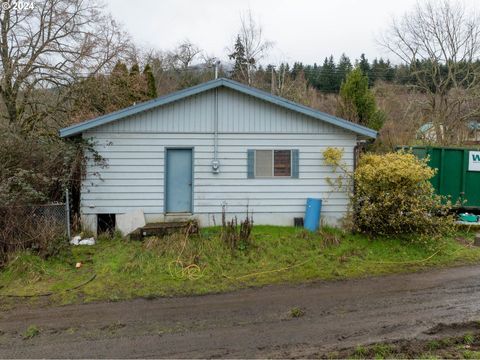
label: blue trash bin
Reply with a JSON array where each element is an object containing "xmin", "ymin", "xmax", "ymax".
[{"xmin": 304, "ymin": 198, "xmax": 322, "ymax": 232}]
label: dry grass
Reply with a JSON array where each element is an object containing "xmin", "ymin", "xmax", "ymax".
[{"xmin": 0, "ymin": 206, "xmax": 68, "ymax": 267}]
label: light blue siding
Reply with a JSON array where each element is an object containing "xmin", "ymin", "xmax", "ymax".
[
  {"xmin": 94, "ymin": 91, "xmax": 215, "ymax": 134},
  {"xmin": 88, "ymin": 88, "xmax": 344, "ymax": 135},
  {"xmin": 80, "ymin": 85, "xmax": 360, "ymax": 229},
  {"xmin": 60, "ymin": 78, "xmax": 377, "ymax": 138},
  {"xmin": 217, "ymin": 88, "xmax": 338, "ymax": 134},
  {"xmin": 82, "ymin": 133, "xmax": 357, "ymax": 227}
]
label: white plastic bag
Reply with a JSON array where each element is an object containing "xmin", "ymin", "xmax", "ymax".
[
  {"xmin": 78, "ymin": 237, "xmax": 96, "ymax": 246},
  {"xmin": 70, "ymin": 235, "xmax": 81, "ymax": 245}
]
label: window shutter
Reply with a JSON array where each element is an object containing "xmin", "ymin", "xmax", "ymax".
[
  {"xmin": 247, "ymin": 149, "xmax": 255, "ymax": 178},
  {"xmin": 292, "ymin": 149, "xmax": 299, "ymax": 178}
]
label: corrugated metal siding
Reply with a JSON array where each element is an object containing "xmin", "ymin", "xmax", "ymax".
[
  {"xmin": 217, "ymin": 88, "xmax": 341, "ymax": 134},
  {"xmin": 89, "ymin": 88, "xmax": 342, "ymax": 134},
  {"xmin": 95, "ymin": 90, "xmax": 215, "ymax": 133}
]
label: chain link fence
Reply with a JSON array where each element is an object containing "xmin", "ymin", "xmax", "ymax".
[
  {"xmin": 0, "ymin": 191, "xmax": 71, "ymax": 267},
  {"xmin": 22, "ymin": 203, "xmax": 68, "ymax": 228}
]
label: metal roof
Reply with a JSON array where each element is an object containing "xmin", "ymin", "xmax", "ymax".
[{"xmin": 59, "ymin": 78, "xmax": 378, "ymax": 138}]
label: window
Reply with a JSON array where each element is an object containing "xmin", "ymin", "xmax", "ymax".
[
  {"xmin": 254, "ymin": 150, "xmax": 292, "ymax": 177},
  {"xmin": 255, "ymin": 150, "xmax": 273, "ymax": 177},
  {"xmin": 274, "ymin": 150, "xmax": 291, "ymax": 176}
]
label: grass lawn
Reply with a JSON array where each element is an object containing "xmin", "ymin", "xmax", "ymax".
[{"xmin": 1, "ymin": 225, "xmax": 480, "ymax": 306}]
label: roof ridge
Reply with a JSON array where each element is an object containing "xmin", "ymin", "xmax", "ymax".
[{"xmin": 59, "ymin": 78, "xmax": 377, "ymax": 139}]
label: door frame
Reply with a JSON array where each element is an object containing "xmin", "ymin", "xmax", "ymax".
[{"xmin": 164, "ymin": 147, "xmax": 194, "ymax": 214}]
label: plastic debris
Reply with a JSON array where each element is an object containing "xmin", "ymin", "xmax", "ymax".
[
  {"xmin": 75, "ymin": 262, "xmax": 82, "ymax": 268},
  {"xmin": 70, "ymin": 235, "xmax": 95, "ymax": 246},
  {"xmin": 78, "ymin": 237, "xmax": 95, "ymax": 246},
  {"xmin": 458, "ymin": 213, "xmax": 479, "ymax": 223},
  {"xmin": 70, "ymin": 235, "xmax": 81, "ymax": 245}
]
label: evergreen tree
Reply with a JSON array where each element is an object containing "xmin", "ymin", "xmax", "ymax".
[
  {"xmin": 303, "ymin": 63, "xmax": 318, "ymax": 88},
  {"xmin": 143, "ymin": 64, "xmax": 157, "ymax": 98},
  {"xmin": 128, "ymin": 63, "xmax": 143, "ymax": 102},
  {"xmin": 112, "ymin": 61, "xmax": 129, "ymax": 76},
  {"xmin": 318, "ymin": 56, "xmax": 337, "ymax": 92},
  {"xmin": 357, "ymin": 54, "xmax": 373, "ymax": 87},
  {"xmin": 110, "ymin": 61, "xmax": 130, "ymax": 104},
  {"xmin": 336, "ymin": 54, "xmax": 352, "ymax": 88},
  {"xmin": 338, "ymin": 67, "xmax": 385, "ymax": 130},
  {"xmin": 228, "ymin": 35, "xmax": 248, "ymax": 83},
  {"xmin": 395, "ymin": 63, "xmax": 414, "ymax": 85},
  {"xmin": 371, "ymin": 58, "xmax": 395, "ymax": 83},
  {"xmin": 291, "ymin": 62, "xmax": 304, "ymax": 79},
  {"xmin": 358, "ymin": 54, "xmax": 370, "ymax": 74},
  {"xmin": 129, "ymin": 63, "xmax": 140, "ymax": 76}
]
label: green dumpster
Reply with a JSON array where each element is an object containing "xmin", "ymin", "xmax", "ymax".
[{"xmin": 401, "ymin": 147, "xmax": 480, "ymax": 209}]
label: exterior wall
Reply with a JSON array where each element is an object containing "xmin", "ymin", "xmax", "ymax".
[
  {"xmin": 95, "ymin": 88, "xmax": 347, "ymax": 135},
  {"xmin": 81, "ymin": 88, "xmax": 358, "ymax": 231}
]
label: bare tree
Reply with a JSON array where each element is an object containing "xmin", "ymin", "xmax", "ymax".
[
  {"xmin": 0, "ymin": 0, "xmax": 132, "ymax": 132},
  {"xmin": 167, "ymin": 40, "xmax": 202, "ymax": 70},
  {"xmin": 229, "ymin": 10, "xmax": 273, "ymax": 85},
  {"xmin": 271, "ymin": 64, "xmax": 310, "ymax": 104},
  {"xmin": 380, "ymin": 0, "xmax": 480, "ymax": 144}
]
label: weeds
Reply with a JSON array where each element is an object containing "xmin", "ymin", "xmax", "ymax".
[
  {"xmin": 295, "ymin": 229, "xmax": 314, "ymax": 240},
  {"xmin": 319, "ymin": 227, "xmax": 342, "ymax": 248},
  {"xmin": 439, "ymin": 337, "xmax": 453, "ymax": 347},
  {"xmin": 0, "ymin": 206, "xmax": 68, "ymax": 268},
  {"xmin": 23, "ymin": 325, "xmax": 40, "ymax": 340},
  {"xmin": 289, "ymin": 307, "xmax": 305, "ymax": 318},
  {"xmin": 220, "ymin": 205, "xmax": 254, "ymax": 251},
  {"xmin": 463, "ymin": 350, "xmax": 480, "ymax": 359},
  {"xmin": 427, "ymin": 340, "xmax": 441, "ymax": 351},
  {"xmin": 464, "ymin": 332, "xmax": 475, "ymax": 345},
  {"xmin": 372, "ymin": 343, "xmax": 393, "ymax": 358},
  {"xmin": 353, "ymin": 345, "xmax": 368, "ymax": 358},
  {"xmin": 144, "ymin": 221, "xmax": 204, "ymax": 281}
]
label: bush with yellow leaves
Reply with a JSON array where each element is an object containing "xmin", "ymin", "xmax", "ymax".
[{"xmin": 353, "ymin": 152, "xmax": 455, "ymax": 237}]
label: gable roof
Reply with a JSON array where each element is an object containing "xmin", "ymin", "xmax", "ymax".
[{"xmin": 59, "ymin": 78, "xmax": 377, "ymax": 138}]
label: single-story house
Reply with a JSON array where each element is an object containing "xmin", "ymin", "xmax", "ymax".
[{"xmin": 59, "ymin": 78, "xmax": 377, "ymax": 233}]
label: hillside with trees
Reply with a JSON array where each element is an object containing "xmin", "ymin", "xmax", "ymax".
[{"xmin": 1, "ymin": 0, "xmax": 480, "ymax": 207}]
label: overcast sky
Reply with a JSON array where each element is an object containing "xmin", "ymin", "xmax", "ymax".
[{"xmin": 105, "ymin": 0, "xmax": 477, "ymax": 65}]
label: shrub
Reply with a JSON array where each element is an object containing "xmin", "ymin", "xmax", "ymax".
[{"xmin": 353, "ymin": 152, "xmax": 454, "ymax": 237}]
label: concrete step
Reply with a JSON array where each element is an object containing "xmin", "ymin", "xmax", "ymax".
[{"xmin": 131, "ymin": 220, "xmax": 199, "ymax": 239}]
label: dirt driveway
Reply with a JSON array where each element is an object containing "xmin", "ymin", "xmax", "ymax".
[{"xmin": 1, "ymin": 265, "xmax": 480, "ymax": 358}]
